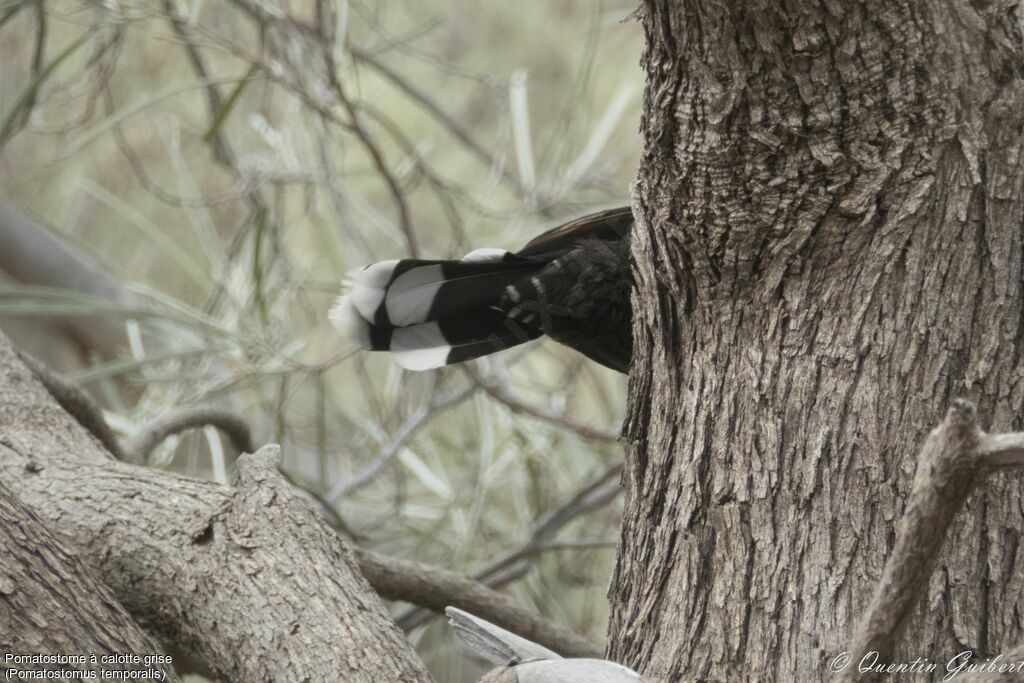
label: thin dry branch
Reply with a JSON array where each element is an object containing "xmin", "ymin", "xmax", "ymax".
[
  {"xmin": 227, "ymin": 0, "xmax": 520, "ymax": 195},
  {"xmin": 326, "ymin": 384, "xmax": 476, "ymax": 501},
  {"xmin": 14, "ymin": 344, "xmax": 254, "ymax": 466},
  {"xmin": 475, "ymin": 460, "xmax": 624, "ymax": 585},
  {"xmin": 222, "ymin": 0, "xmax": 513, "ymax": 226},
  {"xmin": 121, "ymin": 404, "xmax": 255, "ymax": 465},
  {"xmin": 465, "ymin": 366, "xmax": 620, "ymax": 443},
  {"xmin": 356, "ymin": 547, "xmax": 603, "ymax": 659},
  {"xmin": 162, "ymin": 0, "xmax": 233, "ymax": 168},
  {"xmin": 181, "ymin": 5, "xmax": 424, "ymax": 255},
  {"xmin": 845, "ymin": 399, "xmax": 1024, "ymax": 680},
  {"xmin": 349, "ymin": 46, "xmax": 523, "ymax": 194},
  {"xmin": 319, "ymin": 24, "xmax": 418, "ymax": 257},
  {"xmin": 397, "ymin": 460, "xmax": 623, "ymax": 631}
]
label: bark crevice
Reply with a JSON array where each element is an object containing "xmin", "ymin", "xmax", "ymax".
[{"xmin": 612, "ymin": 1, "xmax": 1024, "ymax": 680}]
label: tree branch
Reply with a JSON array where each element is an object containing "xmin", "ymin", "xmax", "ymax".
[
  {"xmin": 15, "ymin": 347, "xmax": 126, "ymax": 460},
  {"xmin": 0, "ymin": 478, "xmax": 179, "ymax": 681},
  {"xmin": 356, "ymin": 547, "xmax": 604, "ymax": 659},
  {"xmin": 975, "ymin": 432, "xmax": 1024, "ymax": 468},
  {"xmin": 325, "ymin": 384, "xmax": 476, "ymax": 501},
  {"xmin": 464, "ymin": 366, "xmax": 620, "ymax": 444},
  {"xmin": 5, "ymin": 330, "xmax": 608, "ymax": 679},
  {"xmin": 16, "ymin": 347, "xmax": 254, "ymax": 466},
  {"xmin": 845, "ymin": 400, "xmax": 1024, "ymax": 680},
  {"xmin": 0, "ymin": 199, "xmax": 127, "ymax": 357},
  {"xmin": 447, "ymin": 608, "xmax": 647, "ymax": 683},
  {"xmin": 0, "ymin": 333, "xmax": 432, "ymax": 682},
  {"xmin": 121, "ymin": 404, "xmax": 255, "ymax": 464},
  {"xmin": 397, "ymin": 460, "xmax": 623, "ymax": 631},
  {"xmin": 348, "ymin": 46, "xmax": 524, "ymax": 195}
]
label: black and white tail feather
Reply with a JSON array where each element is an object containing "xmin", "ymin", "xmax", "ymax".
[{"xmin": 330, "ymin": 207, "xmax": 634, "ymax": 373}]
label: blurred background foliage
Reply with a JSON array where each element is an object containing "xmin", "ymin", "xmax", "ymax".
[{"xmin": 0, "ymin": 0, "xmax": 641, "ymax": 679}]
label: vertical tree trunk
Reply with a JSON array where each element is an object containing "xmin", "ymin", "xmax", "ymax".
[{"xmin": 610, "ymin": 1, "xmax": 1024, "ymax": 680}]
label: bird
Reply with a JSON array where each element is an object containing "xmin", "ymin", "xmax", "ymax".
[{"xmin": 330, "ymin": 206, "xmax": 633, "ymax": 373}]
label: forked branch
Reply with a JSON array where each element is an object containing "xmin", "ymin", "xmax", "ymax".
[{"xmin": 845, "ymin": 400, "xmax": 1024, "ymax": 681}]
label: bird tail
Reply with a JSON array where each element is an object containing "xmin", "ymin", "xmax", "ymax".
[{"xmin": 330, "ymin": 248, "xmax": 544, "ymax": 370}]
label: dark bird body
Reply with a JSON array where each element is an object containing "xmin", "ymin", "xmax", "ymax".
[{"xmin": 331, "ymin": 206, "xmax": 633, "ymax": 372}]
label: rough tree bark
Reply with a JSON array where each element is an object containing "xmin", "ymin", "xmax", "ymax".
[
  {"xmin": 0, "ymin": 479, "xmax": 179, "ymax": 681},
  {"xmin": 0, "ymin": 333, "xmax": 432, "ymax": 682},
  {"xmin": 611, "ymin": 1, "xmax": 1024, "ymax": 681}
]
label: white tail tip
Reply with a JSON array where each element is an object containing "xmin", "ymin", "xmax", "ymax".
[{"xmin": 329, "ymin": 295, "xmax": 371, "ymax": 349}]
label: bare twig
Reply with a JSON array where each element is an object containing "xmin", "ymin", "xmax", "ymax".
[
  {"xmin": 397, "ymin": 460, "xmax": 623, "ymax": 630},
  {"xmin": 349, "ymin": 46, "xmax": 523, "ymax": 194},
  {"xmin": 325, "ymin": 384, "xmax": 476, "ymax": 502},
  {"xmin": 317, "ymin": 15, "xmax": 418, "ymax": 257},
  {"xmin": 532, "ymin": 539, "xmax": 618, "ymax": 553},
  {"xmin": 224, "ymin": 0, "xmax": 513, "ymax": 228},
  {"xmin": 465, "ymin": 366, "xmax": 620, "ymax": 443},
  {"xmin": 29, "ymin": 1, "xmax": 47, "ymax": 83},
  {"xmin": 195, "ymin": 3, "xmax": 426, "ymax": 256},
  {"xmin": 122, "ymin": 404, "xmax": 255, "ymax": 465},
  {"xmin": 476, "ymin": 461, "xmax": 624, "ymax": 584},
  {"xmin": 356, "ymin": 547, "xmax": 603, "ymax": 659},
  {"xmin": 162, "ymin": 0, "xmax": 234, "ymax": 168}
]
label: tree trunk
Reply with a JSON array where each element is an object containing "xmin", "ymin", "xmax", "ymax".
[{"xmin": 610, "ymin": 1, "xmax": 1024, "ymax": 680}]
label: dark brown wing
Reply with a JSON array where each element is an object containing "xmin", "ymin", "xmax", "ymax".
[{"xmin": 515, "ymin": 206, "xmax": 632, "ymax": 259}]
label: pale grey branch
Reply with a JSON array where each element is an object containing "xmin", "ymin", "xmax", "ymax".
[
  {"xmin": 845, "ymin": 400, "xmax": 1024, "ymax": 680},
  {"xmin": 447, "ymin": 607, "xmax": 646, "ymax": 683},
  {"xmin": 976, "ymin": 432, "xmax": 1024, "ymax": 468},
  {"xmin": 0, "ymin": 199, "xmax": 127, "ymax": 357}
]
